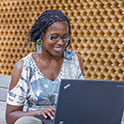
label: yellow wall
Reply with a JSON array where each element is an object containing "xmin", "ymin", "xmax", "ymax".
[{"xmin": 0, "ymin": 0, "xmax": 124, "ymax": 80}]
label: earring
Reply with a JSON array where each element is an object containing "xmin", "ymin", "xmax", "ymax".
[{"xmin": 36, "ymin": 37, "xmax": 43, "ymax": 54}]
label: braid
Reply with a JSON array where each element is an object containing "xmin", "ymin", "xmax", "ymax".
[{"xmin": 28, "ymin": 9, "xmax": 71, "ymax": 43}]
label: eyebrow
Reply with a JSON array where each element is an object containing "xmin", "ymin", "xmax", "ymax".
[{"xmin": 50, "ymin": 33, "xmax": 69, "ymax": 36}]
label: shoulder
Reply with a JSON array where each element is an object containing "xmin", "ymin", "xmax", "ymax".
[
  {"xmin": 22, "ymin": 53, "xmax": 33, "ymax": 62},
  {"xmin": 19, "ymin": 53, "xmax": 35, "ymax": 69},
  {"xmin": 64, "ymin": 50, "xmax": 84, "ymax": 75},
  {"xmin": 9, "ymin": 60, "xmax": 23, "ymax": 90},
  {"xmin": 75, "ymin": 51, "xmax": 83, "ymax": 63},
  {"xmin": 75, "ymin": 51, "xmax": 84, "ymax": 74},
  {"xmin": 9, "ymin": 53, "xmax": 34, "ymax": 90},
  {"xmin": 14, "ymin": 60, "xmax": 23, "ymax": 72}
]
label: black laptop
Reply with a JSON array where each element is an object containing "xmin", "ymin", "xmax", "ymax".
[
  {"xmin": 35, "ymin": 79, "xmax": 124, "ymax": 124},
  {"xmin": 54, "ymin": 79, "xmax": 124, "ymax": 124}
]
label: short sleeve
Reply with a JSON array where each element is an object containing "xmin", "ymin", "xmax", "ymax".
[
  {"xmin": 7, "ymin": 77, "xmax": 28, "ymax": 106},
  {"xmin": 6, "ymin": 76, "xmax": 29, "ymax": 106}
]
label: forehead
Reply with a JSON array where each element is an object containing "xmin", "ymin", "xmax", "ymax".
[{"xmin": 47, "ymin": 21, "xmax": 69, "ymax": 33}]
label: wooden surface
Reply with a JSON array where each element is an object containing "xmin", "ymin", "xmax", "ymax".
[{"xmin": 0, "ymin": 75, "xmax": 11, "ymax": 123}]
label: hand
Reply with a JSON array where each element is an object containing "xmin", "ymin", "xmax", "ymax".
[{"xmin": 38, "ymin": 106, "xmax": 55, "ymax": 120}]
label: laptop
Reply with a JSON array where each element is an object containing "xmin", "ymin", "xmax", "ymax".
[
  {"xmin": 35, "ymin": 79, "xmax": 124, "ymax": 124},
  {"xmin": 53, "ymin": 79, "xmax": 124, "ymax": 124}
]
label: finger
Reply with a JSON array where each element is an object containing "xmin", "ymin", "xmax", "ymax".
[
  {"xmin": 46, "ymin": 107, "xmax": 55, "ymax": 116},
  {"xmin": 43, "ymin": 108, "xmax": 54, "ymax": 120},
  {"xmin": 47, "ymin": 107, "xmax": 54, "ymax": 112},
  {"xmin": 49, "ymin": 106, "xmax": 56, "ymax": 111},
  {"xmin": 40, "ymin": 110, "xmax": 48, "ymax": 119},
  {"xmin": 41, "ymin": 112, "xmax": 48, "ymax": 119},
  {"xmin": 51, "ymin": 110, "xmax": 55, "ymax": 117},
  {"xmin": 46, "ymin": 111, "xmax": 54, "ymax": 120}
]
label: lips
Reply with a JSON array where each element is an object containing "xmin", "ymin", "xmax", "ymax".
[{"xmin": 53, "ymin": 47, "xmax": 63, "ymax": 52}]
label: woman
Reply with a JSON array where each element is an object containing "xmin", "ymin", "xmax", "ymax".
[{"xmin": 6, "ymin": 9, "xmax": 85, "ymax": 124}]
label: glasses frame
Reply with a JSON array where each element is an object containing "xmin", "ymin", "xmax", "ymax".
[{"xmin": 46, "ymin": 33, "xmax": 71, "ymax": 42}]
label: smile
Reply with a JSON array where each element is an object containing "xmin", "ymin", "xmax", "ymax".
[{"xmin": 53, "ymin": 47, "xmax": 63, "ymax": 52}]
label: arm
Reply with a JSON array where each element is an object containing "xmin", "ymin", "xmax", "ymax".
[
  {"xmin": 6, "ymin": 104, "xmax": 55, "ymax": 124},
  {"xmin": 6, "ymin": 60, "xmax": 39, "ymax": 124},
  {"xmin": 75, "ymin": 51, "xmax": 84, "ymax": 75},
  {"xmin": 6, "ymin": 60, "xmax": 55, "ymax": 124}
]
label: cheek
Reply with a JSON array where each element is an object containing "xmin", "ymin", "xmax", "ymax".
[
  {"xmin": 42, "ymin": 36, "xmax": 47, "ymax": 42},
  {"xmin": 42, "ymin": 40, "xmax": 53, "ymax": 50},
  {"xmin": 42, "ymin": 37, "xmax": 50, "ymax": 46},
  {"xmin": 42, "ymin": 35, "xmax": 55, "ymax": 51}
]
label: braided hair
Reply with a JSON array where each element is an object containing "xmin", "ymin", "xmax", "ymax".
[{"xmin": 28, "ymin": 9, "xmax": 71, "ymax": 46}]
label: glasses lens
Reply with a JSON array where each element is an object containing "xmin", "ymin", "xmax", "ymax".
[
  {"xmin": 47, "ymin": 33, "xmax": 70, "ymax": 42},
  {"xmin": 51, "ymin": 36, "xmax": 60, "ymax": 42},
  {"xmin": 63, "ymin": 36, "xmax": 70, "ymax": 42}
]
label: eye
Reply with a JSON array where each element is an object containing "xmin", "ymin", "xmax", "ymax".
[
  {"xmin": 63, "ymin": 36, "xmax": 70, "ymax": 40},
  {"xmin": 51, "ymin": 36, "xmax": 59, "ymax": 40}
]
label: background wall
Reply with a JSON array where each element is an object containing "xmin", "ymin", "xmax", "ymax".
[{"xmin": 0, "ymin": 0, "xmax": 124, "ymax": 81}]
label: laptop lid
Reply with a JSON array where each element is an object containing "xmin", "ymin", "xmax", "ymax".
[{"xmin": 54, "ymin": 79, "xmax": 124, "ymax": 124}]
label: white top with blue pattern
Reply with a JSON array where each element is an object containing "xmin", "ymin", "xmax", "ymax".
[{"xmin": 7, "ymin": 50, "xmax": 85, "ymax": 111}]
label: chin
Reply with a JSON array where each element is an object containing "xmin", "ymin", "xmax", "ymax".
[{"xmin": 52, "ymin": 51, "xmax": 64, "ymax": 57}]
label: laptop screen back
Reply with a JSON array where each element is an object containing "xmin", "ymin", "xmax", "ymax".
[{"xmin": 54, "ymin": 79, "xmax": 124, "ymax": 124}]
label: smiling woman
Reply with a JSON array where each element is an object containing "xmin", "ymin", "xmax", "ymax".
[{"xmin": 6, "ymin": 9, "xmax": 85, "ymax": 124}]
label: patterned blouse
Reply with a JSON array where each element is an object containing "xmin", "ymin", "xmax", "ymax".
[{"xmin": 7, "ymin": 50, "xmax": 85, "ymax": 111}]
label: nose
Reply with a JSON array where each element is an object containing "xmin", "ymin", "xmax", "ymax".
[{"xmin": 57, "ymin": 38, "xmax": 64, "ymax": 45}]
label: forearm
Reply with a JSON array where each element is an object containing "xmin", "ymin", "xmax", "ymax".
[{"xmin": 6, "ymin": 110, "xmax": 40, "ymax": 124}]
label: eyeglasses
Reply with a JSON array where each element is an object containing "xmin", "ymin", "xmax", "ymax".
[{"xmin": 46, "ymin": 33, "xmax": 71, "ymax": 42}]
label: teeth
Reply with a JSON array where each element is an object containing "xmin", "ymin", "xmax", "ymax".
[
  {"xmin": 55, "ymin": 47, "xmax": 62, "ymax": 50},
  {"xmin": 54, "ymin": 47, "xmax": 63, "ymax": 52}
]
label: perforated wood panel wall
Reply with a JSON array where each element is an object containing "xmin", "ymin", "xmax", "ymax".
[{"xmin": 0, "ymin": 0, "xmax": 124, "ymax": 80}]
